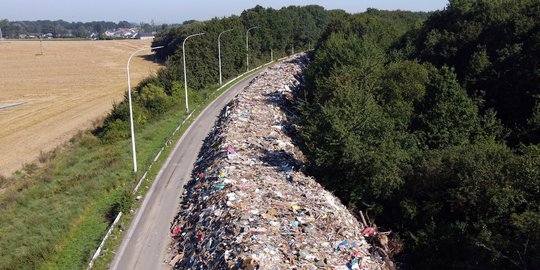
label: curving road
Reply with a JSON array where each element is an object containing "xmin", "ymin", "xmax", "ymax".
[{"xmin": 110, "ymin": 69, "xmax": 266, "ymax": 270}]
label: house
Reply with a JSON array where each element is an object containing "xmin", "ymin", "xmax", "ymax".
[
  {"xmin": 139, "ymin": 32, "xmax": 155, "ymax": 40},
  {"xmin": 104, "ymin": 28, "xmax": 139, "ymax": 39}
]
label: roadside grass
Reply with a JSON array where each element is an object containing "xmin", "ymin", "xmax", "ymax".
[{"xmin": 0, "ymin": 63, "xmax": 273, "ymax": 270}]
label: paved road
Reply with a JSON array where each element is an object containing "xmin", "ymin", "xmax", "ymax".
[{"xmin": 110, "ymin": 69, "xmax": 265, "ymax": 270}]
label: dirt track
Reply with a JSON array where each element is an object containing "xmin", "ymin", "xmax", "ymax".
[{"xmin": 0, "ymin": 39, "xmax": 162, "ymax": 175}]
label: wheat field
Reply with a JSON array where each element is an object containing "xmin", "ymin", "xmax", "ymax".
[{"xmin": 0, "ymin": 39, "xmax": 162, "ymax": 175}]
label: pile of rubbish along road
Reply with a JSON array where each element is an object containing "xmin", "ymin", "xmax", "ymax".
[{"xmin": 168, "ymin": 53, "xmax": 395, "ymax": 270}]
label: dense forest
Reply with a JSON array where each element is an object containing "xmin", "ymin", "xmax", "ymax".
[
  {"xmin": 299, "ymin": 1, "xmax": 539, "ymax": 269},
  {"xmin": 0, "ymin": 19, "xmax": 163, "ymax": 38},
  {"xmin": 150, "ymin": 5, "xmax": 331, "ymax": 90}
]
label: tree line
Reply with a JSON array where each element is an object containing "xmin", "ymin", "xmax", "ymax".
[
  {"xmin": 96, "ymin": 5, "xmax": 333, "ymax": 142},
  {"xmin": 299, "ymin": 1, "xmax": 539, "ymax": 269},
  {"xmin": 0, "ymin": 19, "xmax": 166, "ymax": 38},
  {"xmin": 150, "ymin": 5, "xmax": 331, "ymax": 90}
]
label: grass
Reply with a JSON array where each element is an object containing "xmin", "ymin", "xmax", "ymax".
[{"xmin": 0, "ymin": 62, "xmax": 274, "ymax": 270}]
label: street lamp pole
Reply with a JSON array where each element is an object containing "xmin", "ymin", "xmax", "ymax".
[
  {"xmin": 246, "ymin": 26, "xmax": 258, "ymax": 72},
  {"xmin": 183, "ymin": 32, "xmax": 205, "ymax": 113},
  {"xmin": 126, "ymin": 45, "xmax": 164, "ymax": 173},
  {"xmin": 218, "ymin": 29, "xmax": 233, "ymax": 85}
]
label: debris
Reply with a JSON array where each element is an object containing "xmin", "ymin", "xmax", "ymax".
[
  {"xmin": 172, "ymin": 226, "xmax": 182, "ymax": 237},
  {"xmin": 168, "ymin": 54, "xmax": 393, "ymax": 270},
  {"xmin": 168, "ymin": 253, "xmax": 183, "ymax": 266},
  {"xmin": 362, "ymin": 227, "xmax": 376, "ymax": 237}
]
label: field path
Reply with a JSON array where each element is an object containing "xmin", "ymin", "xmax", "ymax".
[{"xmin": 0, "ymin": 40, "xmax": 161, "ymax": 175}]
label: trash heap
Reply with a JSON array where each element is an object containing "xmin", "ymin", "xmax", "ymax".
[{"xmin": 169, "ymin": 54, "xmax": 394, "ymax": 270}]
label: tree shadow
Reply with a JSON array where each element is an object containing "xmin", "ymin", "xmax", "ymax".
[
  {"xmin": 138, "ymin": 53, "xmax": 164, "ymax": 64},
  {"xmin": 259, "ymin": 148, "xmax": 303, "ymax": 173}
]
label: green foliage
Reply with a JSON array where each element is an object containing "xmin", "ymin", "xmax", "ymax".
[
  {"xmin": 378, "ymin": 60, "xmax": 428, "ymax": 128},
  {"xmin": 299, "ymin": 5, "xmax": 539, "ymax": 270},
  {"xmin": 153, "ymin": 5, "xmax": 331, "ymax": 90},
  {"xmin": 305, "ymin": 33, "xmax": 384, "ymax": 104},
  {"xmin": 524, "ymin": 99, "xmax": 540, "ymax": 141},
  {"xmin": 301, "ymin": 80, "xmax": 410, "ymax": 207},
  {"xmin": 390, "ymin": 143, "xmax": 539, "ymax": 269},
  {"xmin": 413, "ymin": 66, "xmax": 483, "ymax": 148},
  {"xmin": 139, "ymin": 83, "xmax": 172, "ymax": 116},
  {"xmin": 107, "ymin": 190, "xmax": 133, "ymax": 222},
  {"xmin": 300, "ymin": 11, "xmax": 425, "ymax": 211},
  {"xmin": 411, "ymin": 0, "xmax": 540, "ymax": 144},
  {"xmin": 99, "ymin": 118, "xmax": 130, "ymax": 141}
]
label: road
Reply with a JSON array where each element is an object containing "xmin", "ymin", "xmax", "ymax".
[{"xmin": 110, "ymin": 69, "xmax": 265, "ymax": 270}]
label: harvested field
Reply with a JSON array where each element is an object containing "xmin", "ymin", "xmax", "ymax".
[{"xmin": 0, "ymin": 39, "xmax": 161, "ymax": 175}]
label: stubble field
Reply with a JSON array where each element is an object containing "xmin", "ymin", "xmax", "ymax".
[{"xmin": 0, "ymin": 39, "xmax": 161, "ymax": 175}]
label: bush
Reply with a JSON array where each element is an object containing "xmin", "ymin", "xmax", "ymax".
[
  {"xmin": 139, "ymin": 83, "xmax": 172, "ymax": 116},
  {"xmin": 99, "ymin": 119, "xmax": 130, "ymax": 142},
  {"xmin": 412, "ymin": 66, "xmax": 483, "ymax": 149},
  {"xmin": 388, "ymin": 142, "xmax": 539, "ymax": 269},
  {"xmin": 106, "ymin": 190, "xmax": 133, "ymax": 223}
]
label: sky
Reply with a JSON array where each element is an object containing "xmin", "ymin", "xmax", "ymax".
[{"xmin": 0, "ymin": 0, "xmax": 449, "ymax": 23}]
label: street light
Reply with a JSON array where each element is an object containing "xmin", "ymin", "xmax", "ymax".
[
  {"xmin": 126, "ymin": 45, "xmax": 164, "ymax": 173},
  {"xmin": 183, "ymin": 32, "xmax": 205, "ymax": 113},
  {"xmin": 246, "ymin": 26, "xmax": 258, "ymax": 72},
  {"xmin": 218, "ymin": 29, "xmax": 233, "ymax": 85}
]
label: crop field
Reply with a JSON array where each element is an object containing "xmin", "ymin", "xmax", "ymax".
[{"xmin": 0, "ymin": 39, "xmax": 161, "ymax": 175}]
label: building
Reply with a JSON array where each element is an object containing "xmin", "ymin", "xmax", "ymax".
[{"xmin": 139, "ymin": 32, "xmax": 155, "ymax": 40}]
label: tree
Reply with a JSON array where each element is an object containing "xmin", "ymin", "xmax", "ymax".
[
  {"xmin": 413, "ymin": 66, "xmax": 482, "ymax": 149},
  {"xmin": 377, "ymin": 61, "xmax": 429, "ymax": 129},
  {"xmin": 411, "ymin": 0, "xmax": 540, "ymax": 144}
]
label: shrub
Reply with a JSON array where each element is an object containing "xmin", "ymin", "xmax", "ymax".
[{"xmin": 139, "ymin": 83, "xmax": 172, "ymax": 116}]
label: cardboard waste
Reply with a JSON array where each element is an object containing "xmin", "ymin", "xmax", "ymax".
[{"xmin": 169, "ymin": 53, "xmax": 394, "ymax": 270}]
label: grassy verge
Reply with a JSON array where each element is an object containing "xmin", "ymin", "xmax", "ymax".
[{"xmin": 0, "ymin": 62, "xmax": 273, "ymax": 270}]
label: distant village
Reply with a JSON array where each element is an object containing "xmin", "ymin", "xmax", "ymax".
[
  {"xmin": 15, "ymin": 28, "xmax": 155, "ymax": 40},
  {"xmin": 102, "ymin": 28, "xmax": 155, "ymax": 39}
]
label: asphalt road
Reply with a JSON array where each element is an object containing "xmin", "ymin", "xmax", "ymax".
[{"xmin": 110, "ymin": 69, "xmax": 265, "ymax": 270}]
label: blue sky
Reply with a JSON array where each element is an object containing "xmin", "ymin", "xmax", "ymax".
[{"xmin": 1, "ymin": 0, "xmax": 448, "ymax": 23}]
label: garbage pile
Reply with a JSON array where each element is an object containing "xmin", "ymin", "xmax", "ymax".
[{"xmin": 169, "ymin": 54, "xmax": 394, "ymax": 270}]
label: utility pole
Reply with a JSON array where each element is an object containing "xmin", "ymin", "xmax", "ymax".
[
  {"xmin": 246, "ymin": 26, "xmax": 258, "ymax": 72},
  {"xmin": 218, "ymin": 29, "xmax": 233, "ymax": 85},
  {"xmin": 39, "ymin": 36, "xmax": 44, "ymax": 55},
  {"xmin": 183, "ymin": 33, "xmax": 205, "ymax": 112},
  {"xmin": 270, "ymin": 49, "xmax": 273, "ymax": 62},
  {"xmin": 126, "ymin": 46, "xmax": 164, "ymax": 173}
]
